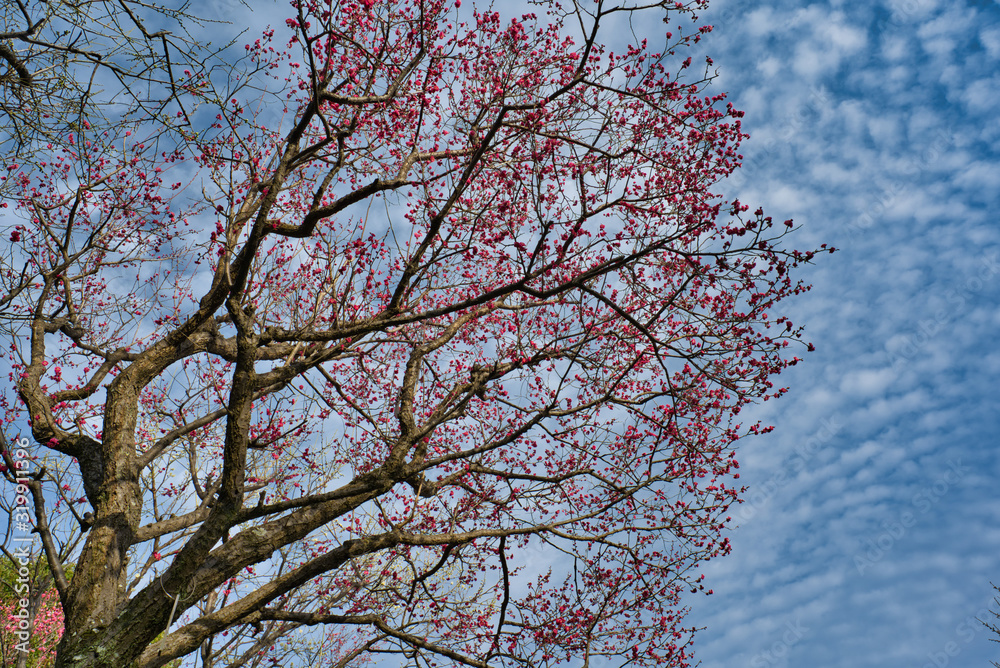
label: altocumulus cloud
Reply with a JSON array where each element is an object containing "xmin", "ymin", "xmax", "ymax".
[{"xmin": 683, "ymin": 0, "xmax": 1000, "ymax": 667}]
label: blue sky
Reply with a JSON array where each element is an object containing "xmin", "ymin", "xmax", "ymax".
[{"xmin": 680, "ymin": 1, "xmax": 1000, "ymax": 667}]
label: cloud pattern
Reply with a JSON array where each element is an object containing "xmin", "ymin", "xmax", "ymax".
[{"xmin": 685, "ymin": 1, "xmax": 1000, "ymax": 667}]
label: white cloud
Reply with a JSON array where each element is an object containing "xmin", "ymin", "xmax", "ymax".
[
  {"xmin": 982, "ymin": 26, "xmax": 1000, "ymax": 58},
  {"xmin": 788, "ymin": 9, "xmax": 867, "ymax": 79},
  {"xmin": 839, "ymin": 368, "xmax": 896, "ymax": 397},
  {"xmin": 962, "ymin": 74, "xmax": 1000, "ymax": 114},
  {"xmin": 956, "ymin": 159, "xmax": 1000, "ymax": 189}
]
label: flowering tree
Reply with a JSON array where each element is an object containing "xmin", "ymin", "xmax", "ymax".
[
  {"xmin": 0, "ymin": 555, "xmax": 63, "ymax": 668},
  {"xmin": 983, "ymin": 583, "xmax": 1000, "ymax": 667},
  {"xmin": 0, "ymin": 588, "xmax": 62, "ymax": 668},
  {"xmin": 0, "ymin": 0, "xmax": 221, "ymax": 172},
  {"xmin": 0, "ymin": 0, "xmax": 828, "ymax": 666}
]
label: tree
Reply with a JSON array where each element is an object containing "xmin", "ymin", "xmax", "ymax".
[
  {"xmin": 0, "ymin": 0, "xmax": 828, "ymax": 666},
  {"xmin": 983, "ymin": 583, "xmax": 1000, "ymax": 667},
  {"xmin": 0, "ymin": 0, "xmax": 227, "ymax": 189},
  {"xmin": 0, "ymin": 554, "xmax": 63, "ymax": 668}
]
